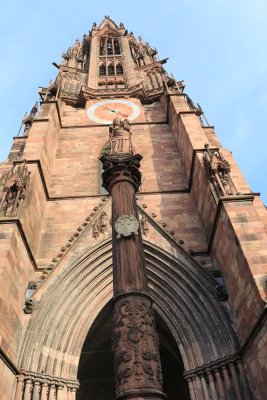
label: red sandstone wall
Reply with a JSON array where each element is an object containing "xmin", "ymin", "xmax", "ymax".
[
  {"xmin": 0, "ymin": 90, "xmax": 266, "ymax": 398},
  {"xmin": 168, "ymin": 93, "xmax": 267, "ymax": 399}
]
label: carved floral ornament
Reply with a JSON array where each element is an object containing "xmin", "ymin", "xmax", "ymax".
[
  {"xmin": 0, "ymin": 161, "xmax": 31, "ymax": 217},
  {"xmin": 113, "ymin": 296, "xmax": 163, "ymax": 394}
]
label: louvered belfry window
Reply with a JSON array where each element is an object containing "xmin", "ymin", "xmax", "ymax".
[{"xmin": 98, "ymin": 36, "xmax": 125, "ymax": 88}]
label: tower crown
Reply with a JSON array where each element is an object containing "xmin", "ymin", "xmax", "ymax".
[{"xmin": 39, "ymin": 17, "xmax": 184, "ymax": 106}]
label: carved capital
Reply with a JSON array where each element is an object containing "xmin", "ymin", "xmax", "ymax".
[{"xmin": 100, "ymin": 153, "xmax": 142, "ymax": 193}]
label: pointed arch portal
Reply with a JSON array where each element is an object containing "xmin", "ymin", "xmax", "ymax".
[
  {"xmin": 19, "ymin": 238, "xmax": 240, "ymax": 399},
  {"xmin": 77, "ymin": 301, "xmax": 190, "ymax": 400}
]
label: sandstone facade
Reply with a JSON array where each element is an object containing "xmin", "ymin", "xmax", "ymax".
[{"xmin": 0, "ymin": 17, "xmax": 266, "ymax": 400}]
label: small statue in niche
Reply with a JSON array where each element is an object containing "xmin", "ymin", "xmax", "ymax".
[
  {"xmin": 140, "ymin": 215, "xmax": 149, "ymax": 236},
  {"xmin": 0, "ymin": 161, "xmax": 31, "ymax": 217},
  {"xmin": 203, "ymin": 144, "xmax": 237, "ymax": 197},
  {"xmin": 22, "ymin": 102, "xmax": 38, "ymax": 136},
  {"xmin": 99, "ymin": 211, "xmax": 108, "ymax": 234},
  {"xmin": 92, "ymin": 219, "xmax": 100, "ymax": 239},
  {"xmin": 92, "ymin": 211, "xmax": 110, "ymax": 239},
  {"xmin": 109, "ymin": 118, "xmax": 134, "ymax": 155}
]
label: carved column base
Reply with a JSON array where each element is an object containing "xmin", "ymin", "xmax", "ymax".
[{"xmin": 112, "ymin": 294, "xmax": 165, "ymax": 400}]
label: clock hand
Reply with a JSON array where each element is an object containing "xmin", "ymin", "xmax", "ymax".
[{"xmin": 103, "ymin": 106, "xmax": 128, "ymax": 118}]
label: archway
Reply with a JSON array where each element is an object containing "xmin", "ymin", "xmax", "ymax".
[{"xmin": 77, "ymin": 301, "xmax": 190, "ymax": 400}]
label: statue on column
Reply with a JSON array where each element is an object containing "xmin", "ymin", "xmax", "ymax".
[{"xmin": 109, "ymin": 118, "xmax": 134, "ymax": 155}]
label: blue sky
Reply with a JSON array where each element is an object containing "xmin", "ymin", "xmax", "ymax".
[{"xmin": 0, "ymin": 0, "xmax": 266, "ymax": 204}]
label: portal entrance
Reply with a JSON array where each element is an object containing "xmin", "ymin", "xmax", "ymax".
[{"xmin": 77, "ymin": 301, "xmax": 190, "ymax": 400}]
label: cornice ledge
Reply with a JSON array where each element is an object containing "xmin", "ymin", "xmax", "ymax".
[{"xmin": 0, "ymin": 218, "xmax": 37, "ymax": 270}]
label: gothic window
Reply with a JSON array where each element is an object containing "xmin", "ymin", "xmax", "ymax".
[
  {"xmin": 98, "ymin": 37, "xmax": 124, "ymax": 85},
  {"xmin": 107, "ymin": 39, "xmax": 113, "ymax": 55},
  {"xmin": 100, "ymin": 38, "xmax": 105, "ymax": 55},
  {"xmin": 116, "ymin": 64, "xmax": 123, "ymax": 75},
  {"xmin": 114, "ymin": 39, "xmax": 120, "ymax": 55},
  {"xmin": 108, "ymin": 63, "xmax": 115, "ymax": 75},
  {"xmin": 99, "ymin": 37, "xmax": 121, "ymax": 56},
  {"xmin": 99, "ymin": 64, "xmax": 106, "ymax": 76}
]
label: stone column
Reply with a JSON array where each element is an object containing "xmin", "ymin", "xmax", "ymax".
[
  {"xmin": 101, "ymin": 152, "xmax": 166, "ymax": 400},
  {"xmin": 207, "ymin": 370, "xmax": 218, "ymax": 400},
  {"xmin": 222, "ymin": 366, "xmax": 232, "ymax": 399},
  {"xmin": 186, "ymin": 377, "xmax": 197, "ymax": 400},
  {"xmin": 49, "ymin": 383, "xmax": 56, "ymax": 400},
  {"xmin": 24, "ymin": 379, "xmax": 33, "ymax": 400},
  {"xmin": 56, "ymin": 384, "xmax": 64, "ymax": 400},
  {"xmin": 40, "ymin": 381, "xmax": 49, "ymax": 400},
  {"xmin": 214, "ymin": 369, "xmax": 225, "ymax": 400},
  {"xmin": 200, "ymin": 373, "xmax": 210, "ymax": 400},
  {"xmin": 32, "ymin": 380, "xmax": 41, "ymax": 400},
  {"xmin": 195, "ymin": 375, "xmax": 205, "ymax": 400},
  {"xmin": 14, "ymin": 376, "xmax": 24, "ymax": 400},
  {"xmin": 229, "ymin": 363, "xmax": 242, "ymax": 400}
]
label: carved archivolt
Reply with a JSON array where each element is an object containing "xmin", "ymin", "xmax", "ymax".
[{"xmin": 19, "ymin": 239, "xmax": 238, "ymax": 383}]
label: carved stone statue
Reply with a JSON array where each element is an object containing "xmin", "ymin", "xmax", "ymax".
[
  {"xmin": 99, "ymin": 211, "xmax": 108, "ymax": 234},
  {"xmin": 140, "ymin": 214, "xmax": 149, "ymax": 236},
  {"xmin": 92, "ymin": 211, "xmax": 110, "ymax": 238},
  {"xmin": 203, "ymin": 144, "xmax": 237, "ymax": 197},
  {"xmin": 109, "ymin": 118, "xmax": 134, "ymax": 155},
  {"xmin": 0, "ymin": 161, "xmax": 31, "ymax": 217}
]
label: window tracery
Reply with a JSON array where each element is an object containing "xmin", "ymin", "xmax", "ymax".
[{"xmin": 98, "ymin": 36, "xmax": 125, "ymax": 88}]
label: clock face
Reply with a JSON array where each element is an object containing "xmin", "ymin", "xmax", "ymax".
[{"xmin": 87, "ymin": 99, "xmax": 141, "ymax": 124}]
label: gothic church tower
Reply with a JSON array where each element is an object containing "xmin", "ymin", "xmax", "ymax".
[{"xmin": 0, "ymin": 17, "xmax": 266, "ymax": 400}]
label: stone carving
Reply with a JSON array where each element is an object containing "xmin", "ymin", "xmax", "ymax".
[
  {"xmin": 99, "ymin": 211, "xmax": 108, "ymax": 233},
  {"xmin": 203, "ymin": 144, "xmax": 237, "ymax": 197},
  {"xmin": 101, "ymin": 153, "xmax": 142, "ymax": 192},
  {"xmin": 140, "ymin": 215, "xmax": 149, "ymax": 236},
  {"xmin": 92, "ymin": 219, "xmax": 100, "ymax": 239},
  {"xmin": 92, "ymin": 211, "xmax": 110, "ymax": 239},
  {"xmin": 112, "ymin": 296, "xmax": 163, "ymax": 395},
  {"xmin": 115, "ymin": 215, "xmax": 139, "ymax": 239},
  {"xmin": 62, "ymin": 39, "xmax": 84, "ymax": 67},
  {"xmin": 23, "ymin": 298, "xmax": 37, "ymax": 314},
  {"xmin": 22, "ymin": 102, "xmax": 38, "ymax": 136},
  {"xmin": 0, "ymin": 161, "xmax": 31, "ymax": 217},
  {"xmin": 215, "ymin": 285, "xmax": 229, "ymax": 302},
  {"xmin": 109, "ymin": 118, "xmax": 134, "ymax": 155}
]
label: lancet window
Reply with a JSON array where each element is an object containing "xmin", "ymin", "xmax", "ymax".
[
  {"xmin": 99, "ymin": 36, "xmax": 121, "ymax": 56},
  {"xmin": 98, "ymin": 35, "xmax": 125, "ymax": 89},
  {"xmin": 107, "ymin": 63, "xmax": 115, "ymax": 75},
  {"xmin": 116, "ymin": 63, "xmax": 123, "ymax": 75}
]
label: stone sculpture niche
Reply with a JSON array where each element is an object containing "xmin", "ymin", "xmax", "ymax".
[{"xmin": 0, "ymin": 161, "xmax": 31, "ymax": 217}]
